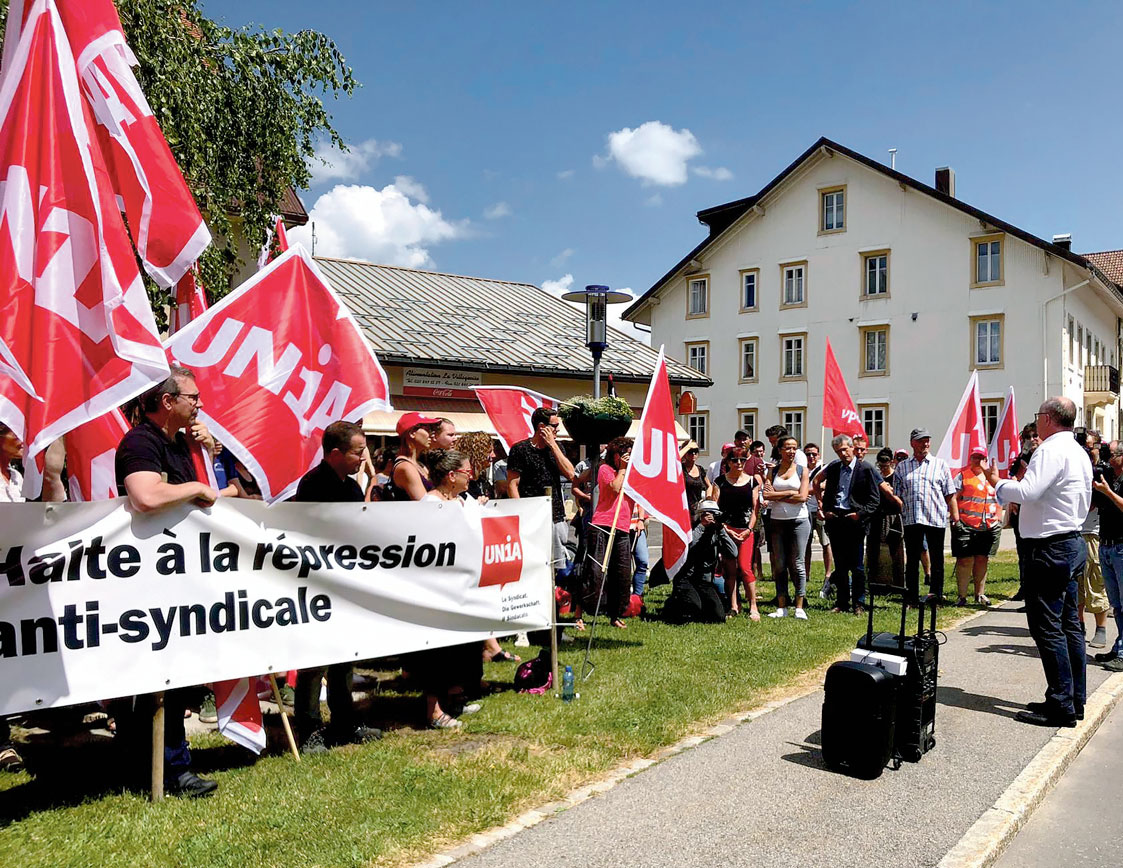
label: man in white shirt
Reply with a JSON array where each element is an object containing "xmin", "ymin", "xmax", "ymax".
[{"xmin": 986, "ymin": 397, "xmax": 1090, "ymax": 727}]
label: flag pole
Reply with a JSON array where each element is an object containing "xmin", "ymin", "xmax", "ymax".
[
  {"xmin": 581, "ymin": 463, "xmax": 631, "ymax": 680},
  {"xmin": 150, "ymin": 691, "xmax": 165, "ymax": 802},
  {"xmin": 546, "ymin": 486, "xmax": 560, "ymax": 697},
  {"xmin": 269, "ymin": 675, "xmax": 300, "ymax": 761}
]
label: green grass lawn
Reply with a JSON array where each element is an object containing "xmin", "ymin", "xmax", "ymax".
[{"xmin": 0, "ymin": 555, "xmax": 1020, "ymax": 867}]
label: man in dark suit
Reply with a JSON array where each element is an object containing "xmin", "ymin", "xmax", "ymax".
[{"xmin": 822, "ymin": 434, "xmax": 881, "ymax": 614}]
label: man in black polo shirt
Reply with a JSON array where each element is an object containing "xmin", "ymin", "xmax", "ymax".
[
  {"xmin": 290, "ymin": 420, "xmax": 383, "ymax": 752},
  {"xmin": 507, "ymin": 407, "xmax": 576, "ymax": 570},
  {"xmin": 115, "ymin": 365, "xmax": 224, "ymax": 798},
  {"xmin": 1093, "ymin": 441, "xmax": 1123, "ymax": 670}
]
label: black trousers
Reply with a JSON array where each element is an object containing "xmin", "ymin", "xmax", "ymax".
[
  {"xmin": 826, "ymin": 516, "xmax": 868, "ymax": 611},
  {"xmin": 904, "ymin": 524, "xmax": 946, "ymax": 603},
  {"xmin": 109, "ymin": 688, "xmax": 194, "ymax": 785},
  {"xmin": 295, "ymin": 663, "xmax": 355, "ymax": 740},
  {"xmin": 584, "ymin": 523, "xmax": 632, "ymax": 621}
]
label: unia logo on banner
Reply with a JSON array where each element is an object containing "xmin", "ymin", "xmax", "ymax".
[{"xmin": 480, "ymin": 515, "xmax": 523, "ymax": 587}]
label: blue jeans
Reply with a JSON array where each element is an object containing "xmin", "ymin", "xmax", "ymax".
[
  {"xmin": 1100, "ymin": 540, "xmax": 1123, "ymax": 654},
  {"xmin": 1025, "ymin": 532, "xmax": 1087, "ymax": 715},
  {"xmin": 632, "ymin": 529, "xmax": 649, "ymax": 596},
  {"xmin": 769, "ymin": 517, "xmax": 811, "ymax": 601}
]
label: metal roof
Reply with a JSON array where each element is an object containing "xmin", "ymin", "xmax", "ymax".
[{"xmin": 315, "ymin": 256, "xmax": 712, "ymax": 387}]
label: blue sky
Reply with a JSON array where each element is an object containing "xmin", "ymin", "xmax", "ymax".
[{"xmin": 204, "ymin": 1, "xmax": 1122, "ymax": 337}]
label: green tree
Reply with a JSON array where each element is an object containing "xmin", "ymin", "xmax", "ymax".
[{"xmin": 0, "ymin": 0, "xmax": 356, "ymax": 315}]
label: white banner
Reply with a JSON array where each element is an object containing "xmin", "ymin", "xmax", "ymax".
[{"xmin": 0, "ymin": 497, "xmax": 553, "ymax": 716}]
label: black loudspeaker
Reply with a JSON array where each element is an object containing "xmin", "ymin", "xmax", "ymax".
[{"xmin": 821, "ymin": 660, "xmax": 898, "ymax": 779}]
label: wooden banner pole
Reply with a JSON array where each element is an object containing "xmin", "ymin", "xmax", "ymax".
[
  {"xmin": 150, "ymin": 691, "xmax": 165, "ymax": 802},
  {"xmin": 269, "ymin": 674, "xmax": 301, "ymax": 761},
  {"xmin": 545, "ymin": 486, "xmax": 560, "ymax": 697}
]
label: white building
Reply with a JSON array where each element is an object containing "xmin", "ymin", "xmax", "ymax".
[{"xmin": 623, "ymin": 138, "xmax": 1123, "ymax": 457}]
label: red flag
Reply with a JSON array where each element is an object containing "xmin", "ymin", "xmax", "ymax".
[
  {"xmin": 936, "ymin": 371, "xmax": 987, "ymax": 474},
  {"xmin": 622, "ymin": 347, "xmax": 691, "ymax": 579},
  {"xmin": 3, "ymin": 0, "xmax": 211, "ymax": 287},
  {"xmin": 988, "ymin": 386, "xmax": 1018, "ymax": 479},
  {"xmin": 168, "ymin": 267, "xmax": 208, "ymax": 335},
  {"xmin": 258, "ymin": 215, "xmax": 289, "ymax": 268},
  {"xmin": 472, "ymin": 386, "xmax": 557, "ymax": 452},
  {"xmin": 0, "ymin": 0, "xmax": 169, "ymax": 492},
  {"xmin": 822, "ymin": 338, "xmax": 865, "ymax": 438},
  {"xmin": 164, "ymin": 244, "xmax": 392, "ymax": 502},
  {"xmin": 211, "ymin": 677, "xmax": 266, "ymax": 755}
]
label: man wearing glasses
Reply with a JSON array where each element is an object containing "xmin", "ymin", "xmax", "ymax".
[
  {"xmin": 290, "ymin": 420, "xmax": 383, "ymax": 753},
  {"xmin": 508, "ymin": 407, "xmax": 576, "ymax": 570},
  {"xmin": 985, "ymin": 398, "xmax": 1090, "ymax": 727},
  {"xmin": 115, "ymin": 365, "xmax": 228, "ymax": 797}
]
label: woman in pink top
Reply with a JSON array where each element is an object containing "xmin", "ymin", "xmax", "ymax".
[{"xmin": 584, "ymin": 437, "xmax": 635, "ymax": 628}]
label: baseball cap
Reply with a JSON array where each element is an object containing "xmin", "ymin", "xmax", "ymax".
[
  {"xmin": 909, "ymin": 428, "xmax": 932, "ymax": 441},
  {"xmin": 894, "ymin": 449, "xmax": 908, "ymax": 459},
  {"xmin": 721, "ymin": 442, "xmax": 736, "ymax": 454},
  {"xmin": 969, "ymin": 446, "xmax": 988, "ymax": 458},
  {"xmin": 396, "ymin": 411, "xmax": 441, "ymax": 436}
]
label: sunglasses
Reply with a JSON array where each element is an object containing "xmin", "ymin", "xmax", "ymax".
[{"xmin": 728, "ymin": 457, "xmax": 747, "ymax": 464}]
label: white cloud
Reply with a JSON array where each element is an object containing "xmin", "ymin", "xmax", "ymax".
[
  {"xmin": 645, "ymin": 193, "xmax": 663, "ymax": 207},
  {"xmin": 550, "ymin": 247, "xmax": 575, "ymax": 267},
  {"xmin": 290, "ymin": 182, "xmax": 467, "ymax": 269},
  {"xmin": 308, "ymin": 138, "xmax": 402, "ymax": 185},
  {"xmin": 483, "ymin": 201, "xmax": 512, "ymax": 220},
  {"xmin": 693, "ymin": 166, "xmax": 733, "ymax": 181},
  {"xmin": 557, "ymin": 169, "xmax": 576, "ymax": 180},
  {"xmin": 392, "ymin": 174, "xmax": 429, "ymax": 204},
  {"xmin": 596, "ymin": 120, "xmax": 702, "ymax": 186},
  {"xmin": 539, "ymin": 274, "xmax": 649, "ymax": 344}
]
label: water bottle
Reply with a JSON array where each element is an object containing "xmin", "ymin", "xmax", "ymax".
[{"xmin": 561, "ymin": 665, "xmax": 575, "ymax": 702}]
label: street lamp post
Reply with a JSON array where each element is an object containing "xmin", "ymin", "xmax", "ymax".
[{"xmin": 561, "ymin": 284, "xmax": 631, "ymax": 517}]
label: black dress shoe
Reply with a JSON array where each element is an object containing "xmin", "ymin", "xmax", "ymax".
[
  {"xmin": 1025, "ymin": 701, "xmax": 1083, "ymax": 720},
  {"xmin": 167, "ymin": 771, "xmax": 218, "ymax": 798},
  {"xmin": 1016, "ymin": 709, "xmax": 1077, "ymax": 727},
  {"xmin": 1093, "ymin": 650, "xmax": 1118, "ymax": 663},
  {"xmin": 330, "ymin": 724, "xmax": 383, "ymax": 746}
]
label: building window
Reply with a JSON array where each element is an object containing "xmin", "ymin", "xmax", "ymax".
[
  {"xmin": 1068, "ymin": 315, "xmax": 1075, "ymax": 365},
  {"xmin": 862, "ymin": 251, "xmax": 889, "ymax": 297},
  {"xmin": 740, "ymin": 269, "xmax": 759, "ymax": 312},
  {"xmin": 740, "ymin": 411, "xmax": 757, "ymax": 442},
  {"xmin": 687, "ymin": 412, "xmax": 708, "ymax": 452},
  {"xmin": 1078, "ymin": 324, "xmax": 1084, "ymax": 366},
  {"xmin": 972, "ymin": 234, "xmax": 1003, "ymax": 286},
  {"xmin": 780, "ymin": 262, "xmax": 807, "ymax": 308},
  {"xmin": 739, "ymin": 337, "xmax": 758, "ymax": 382},
  {"xmin": 781, "ymin": 334, "xmax": 806, "ymax": 380},
  {"xmin": 859, "ymin": 325, "xmax": 889, "ymax": 376},
  {"xmin": 970, "ymin": 315, "xmax": 1004, "ymax": 369},
  {"xmin": 860, "ymin": 405, "xmax": 888, "ymax": 447},
  {"xmin": 685, "ymin": 341, "xmax": 709, "ymax": 375},
  {"xmin": 820, "ymin": 186, "xmax": 845, "ymax": 233},
  {"xmin": 687, "ymin": 275, "xmax": 709, "ymax": 318},
  {"xmin": 981, "ymin": 400, "xmax": 1002, "ymax": 443},
  {"xmin": 782, "ymin": 409, "xmax": 806, "ymax": 444}
]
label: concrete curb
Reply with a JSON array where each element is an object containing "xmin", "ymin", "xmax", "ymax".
[
  {"xmin": 936, "ymin": 669, "xmax": 1123, "ymax": 868},
  {"xmin": 409, "ymin": 602, "xmax": 1000, "ymax": 868}
]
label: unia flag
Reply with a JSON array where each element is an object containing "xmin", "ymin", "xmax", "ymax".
[
  {"xmin": 988, "ymin": 387, "xmax": 1019, "ymax": 479},
  {"xmin": 2, "ymin": 0, "xmax": 211, "ymax": 287},
  {"xmin": 472, "ymin": 386, "xmax": 557, "ymax": 452},
  {"xmin": 623, "ymin": 347, "xmax": 691, "ymax": 579},
  {"xmin": 0, "ymin": 0, "xmax": 170, "ymax": 494},
  {"xmin": 936, "ymin": 370, "xmax": 987, "ymax": 474}
]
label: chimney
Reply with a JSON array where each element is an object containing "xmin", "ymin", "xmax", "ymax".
[
  {"xmin": 935, "ymin": 167, "xmax": 955, "ymax": 198},
  {"xmin": 1052, "ymin": 233, "xmax": 1072, "ymax": 252}
]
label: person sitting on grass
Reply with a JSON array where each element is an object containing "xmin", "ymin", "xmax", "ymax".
[{"xmin": 663, "ymin": 500, "xmax": 735, "ymax": 624}]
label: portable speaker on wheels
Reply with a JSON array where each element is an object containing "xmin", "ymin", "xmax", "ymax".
[
  {"xmin": 821, "ymin": 660, "xmax": 898, "ymax": 779},
  {"xmin": 855, "ymin": 588, "xmax": 940, "ymax": 762}
]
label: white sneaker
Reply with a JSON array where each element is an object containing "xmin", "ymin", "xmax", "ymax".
[
  {"xmin": 768, "ymin": 608, "xmax": 787, "ymax": 619},
  {"xmin": 794, "ymin": 608, "xmax": 809, "ymax": 620},
  {"xmin": 514, "ymin": 631, "xmax": 530, "ymax": 647}
]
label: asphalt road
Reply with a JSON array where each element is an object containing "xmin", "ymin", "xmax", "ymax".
[
  {"xmin": 454, "ymin": 604, "xmax": 1109, "ymax": 868},
  {"xmin": 994, "ymin": 681, "xmax": 1123, "ymax": 868}
]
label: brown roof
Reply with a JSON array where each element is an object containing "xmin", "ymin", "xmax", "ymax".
[
  {"xmin": 279, "ymin": 187, "xmax": 309, "ymax": 226},
  {"xmin": 1083, "ymin": 251, "xmax": 1123, "ymax": 287}
]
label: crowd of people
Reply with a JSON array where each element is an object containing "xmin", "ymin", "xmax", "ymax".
[{"xmin": 3, "ymin": 376, "xmax": 1122, "ymax": 793}]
